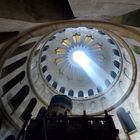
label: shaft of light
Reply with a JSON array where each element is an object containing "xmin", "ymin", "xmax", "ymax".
[{"xmin": 73, "ymin": 51, "xmax": 108, "ymax": 90}]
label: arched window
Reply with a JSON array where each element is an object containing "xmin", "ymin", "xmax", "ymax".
[
  {"xmin": 52, "ymin": 82, "xmax": 57, "ymax": 89},
  {"xmin": 43, "ymin": 45, "xmax": 49, "ymax": 51},
  {"xmin": 42, "ymin": 65, "xmax": 47, "ymax": 73},
  {"xmin": 114, "ymin": 60, "xmax": 120, "ymax": 69},
  {"xmin": 110, "ymin": 71, "xmax": 117, "ymax": 79},
  {"xmin": 88, "ymin": 89, "xmax": 94, "ymax": 96},
  {"xmin": 105, "ymin": 79, "xmax": 111, "ymax": 87},
  {"xmin": 117, "ymin": 108, "xmax": 137, "ymax": 133},
  {"xmin": 60, "ymin": 87, "xmax": 65, "ymax": 93},
  {"xmin": 41, "ymin": 55, "xmax": 46, "ymax": 62},
  {"xmin": 49, "ymin": 36, "xmax": 56, "ymax": 41},
  {"xmin": 2, "ymin": 71, "xmax": 25, "ymax": 96},
  {"xmin": 113, "ymin": 49, "xmax": 120, "ymax": 56},
  {"xmin": 46, "ymin": 74, "xmax": 52, "ymax": 82},
  {"xmin": 9, "ymin": 85, "xmax": 29, "ymax": 113},
  {"xmin": 78, "ymin": 91, "xmax": 84, "ymax": 97},
  {"xmin": 1, "ymin": 57, "xmax": 27, "ymax": 78},
  {"xmin": 20, "ymin": 98, "xmax": 37, "ymax": 121},
  {"xmin": 108, "ymin": 39, "xmax": 115, "ymax": 45},
  {"xmin": 68, "ymin": 90, "xmax": 74, "ymax": 97},
  {"xmin": 98, "ymin": 30, "xmax": 105, "ymax": 35},
  {"xmin": 97, "ymin": 86, "xmax": 102, "ymax": 93},
  {"xmin": 10, "ymin": 42, "xmax": 36, "ymax": 57}
]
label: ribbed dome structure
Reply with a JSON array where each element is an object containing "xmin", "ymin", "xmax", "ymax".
[{"xmin": 0, "ymin": 20, "xmax": 140, "ymax": 139}]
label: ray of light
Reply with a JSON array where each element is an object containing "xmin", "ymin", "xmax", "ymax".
[{"xmin": 72, "ymin": 50, "xmax": 109, "ymax": 90}]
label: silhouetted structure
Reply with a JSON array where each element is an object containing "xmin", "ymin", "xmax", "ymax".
[{"xmin": 5, "ymin": 95, "xmax": 119, "ymax": 140}]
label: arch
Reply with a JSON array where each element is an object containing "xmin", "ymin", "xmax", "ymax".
[
  {"xmin": 114, "ymin": 60, "xmax": 120, "ymax": 69},
  {"xmin": 49, "ymin": 36, "xmax": 56, "ymax": 41},
  {"xmin": 105, "ymin": 79, "xmax": 111, "ymax": 87},
  {"xmin": 117, "ymin": 107, "xmax": 137, "ymax": 133},
  {"xmin": 9, "ymin": 85, "xmax": 29, "ymax": 112},
  {"xmin": 88, "ymin": 89, "xmax": 94, "ymax": 96},
  {"xmin": 10, "ymin": 42, "xmax": 36, "ymax": 58},
  {"xmin": 52, "ymin": 81, "xmax": 57, "ymax": 89},
  {"xmin": 43, "ymin": 45, "xmax": 49, "ymax": 51},
  {"xmin": 68, "ymin": 90, "xmax": 74, "ymax": 97},
  {"xmin": 2, "ymin": 71, "xmax": 25, "ymax": 96},
  {"xmin": 41, "ymin": 55, "xmax": 46, "ymax": 62},
  {"xmin": 108, "ymin": 38, "xmax": 115, "ymax": 45},
  {"xmin": 59, "ymin": 87, "xmax": 65, "ymax": 93},
  {"xmin": 78, "ymin": 91, "xmax": 84, "ymax": 97},
  {"xmin": 46, "ymin": 74, "xmax": 52, "ymax": 82},
  {"xmin": 42, "ymin": 65, "xmax": 47, "ymax": 73},
  {"xmin": 113, "ymin": 49, "xmax": 120, "ymax": 56},
  {"xmin": 0, "ymin": 31, "xmax": 19, "ymax": 44},
  {"xmin": 97, "ymin": 86, "xmax": 102, "ymax": 93},
  {"xmin": 1, "ymin": 57, "xmax": 27, "ymax": 77},
  {"xmin": 98, "ymin": 30, "xmax": 106, "ymax": 35},
  {"xmin": 110, "ymin": 71, "xmax": 117, "ymax": 79},
  {"xmin": 20, "ymin": 98, "xmax": 37, "ymax": 121}
]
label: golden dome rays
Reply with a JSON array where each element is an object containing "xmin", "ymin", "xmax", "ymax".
[
  {"xmin": 55, "ymin": 34, "xmax": 95, "ymax": 65},
  {"xmin": 84, "ymin": 35, "xmax": 94, "ymax": 44},
  {"xmin": 72, "ymin": 34, "xmax": 81, "ymax": 43},
  {"xmin": 55, "ymin": 48, "xmax": 66, "ymax": 55},
  {"xmin": 55, "ymin": 57, "xmax": 63, "ymax": 65},
  {"xmin": 61, "ymin": 34, "xmax": 94, "ymax": 48},
  {"xmin": 62, "ymin": 38, "xmax": 71, "ymax": 47}
]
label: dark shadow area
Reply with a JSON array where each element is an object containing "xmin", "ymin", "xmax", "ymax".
[
  {"xmin": 111, "ymin": 9, "xmax": 140, "ymax": 27},
  {"xmin": 0, "ymin": 31, "xmax": 19, "ymax": 44},
  {"xmin": 0, "ymin": 0, "xmax": 75, "ymax": 22}
]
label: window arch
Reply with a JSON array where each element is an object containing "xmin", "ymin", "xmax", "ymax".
[
  {"xmin": 46, "ymin": 74, "xmax": 52, "ymax": 82},
  {"xmin": 52, "ymin": 82, "xmax": 57, "ymax": 89},
  {"xmin": 41, "ymin": 55, "xmax": 46, "ymax": 62},
  {"xmin": 98, "ymin": 30, "xmax": 105, "ymax": 35},
  {"xmin": 88, "ymin": 89, "xmax": 94, "ymax": 96},
  {"xmin": 49, "ymin": 36, "xmax": 56, "ymax": 41},
  {"xmin": 1, "ymin": 57, "xmax": 27, "ymax": 77},
  {"xmin": 2, "ymin": 71, "xmax": 25, "ymax": 96},
  {"xmin": 59, "ymin": 87, "xmax": 65, "ymax": 93},
  {"xmin": 114, "ymin": 60, "xmax": 120, "ymax": 69},
  {"xmin": 110, "ymin": 71, "xmax": 117, "ymax": 79},
  {"xmin": 42, "ymin": 65, "xmax": 47, "ymax": 73},
  {"xmin": 68, "ymin": 90, "xmax": 74, "ymax": 97},
  {"xmin": 10, "ymin": 42, "xmax": 36, "ymax": 58},
  {"xmin": 108, "ymin": 39, "xmax": 115, "ymax": 45},
  {"xmin": 43, "ymin": 45, "xmax": 49, "ymax": 51},
  {"xmin": 97, "ymin": 86, "xmax": 102, "ymax": 93},
  {"xmin": 9, "ymin": 85, "xmax": 29, "ymax": 113},
  {"xmin": 113, "ymin": 49, "xmax": 120, "ymax": 56},
  {"xmin": 20, "ymin": 98, "xmax": 37, "ymax": 121},
  {"xmin": 78, "ymin": 91, "xmax": 84, "ymax": 97},
  {"xmin": 117, "ymin": 108, "xmax": 137, "ymax": 133},
  {"xmin": 105, "ymin": 79, "xmax": 111, "ymax": 87}
]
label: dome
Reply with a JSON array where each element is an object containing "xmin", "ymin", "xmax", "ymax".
[{"xmin": 0, "ymin": 20, "xmax": 138, "ymax": 132}]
